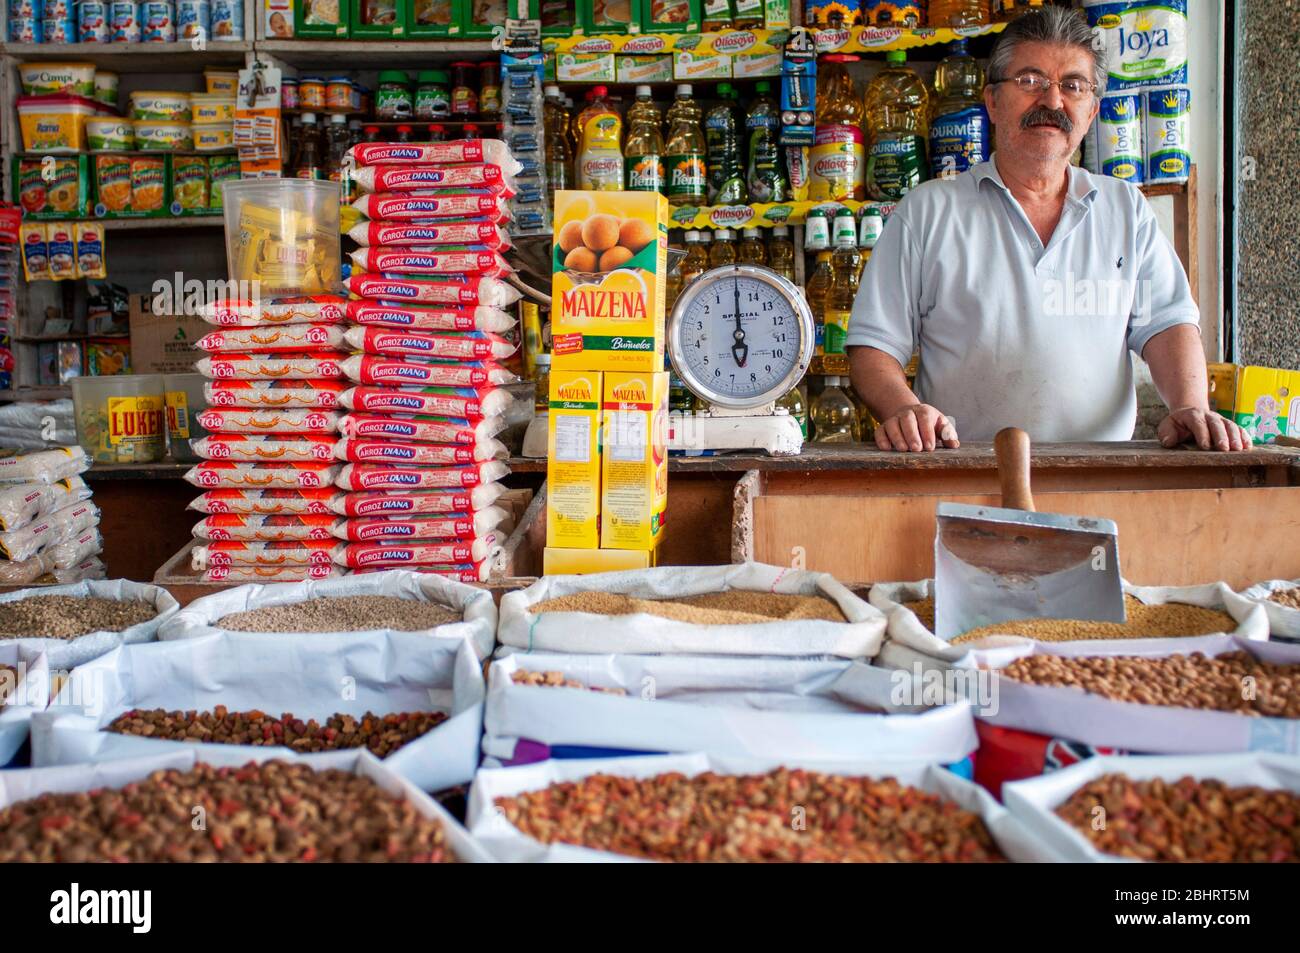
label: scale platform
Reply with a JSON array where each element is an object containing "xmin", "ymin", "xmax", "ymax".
[{"xmin": 521, "ymin": 407, "xmax": 805, "ymax": 458}]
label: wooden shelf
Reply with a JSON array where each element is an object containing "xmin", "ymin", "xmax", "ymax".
[
  {"xmin": 2, "ymin": 41, "xmax": 252, "ymax": 71},
  {"xmin": 0, "ymin": 386, "xmax": 72, "ymax": 401},
  {"xmin": 258, "ymin": 39, "xmax": 496, "ymax": 67},
  {"xmin": 1140, "ymin": 181, "xmax": 1190, "ymax": 197}
]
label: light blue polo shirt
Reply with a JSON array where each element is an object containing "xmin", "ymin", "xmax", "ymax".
[{"xmin": 846, "ymin": 155, "xmax": 1200, "ymax": 441}]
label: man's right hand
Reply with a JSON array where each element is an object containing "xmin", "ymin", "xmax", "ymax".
[{"xmin": 873, "ymin": 403, "xmax": 960, "ymax": 452}]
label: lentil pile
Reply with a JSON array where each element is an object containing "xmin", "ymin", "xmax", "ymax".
[
  {"xmin": 902, "ymin": 597, "xmax": 936, "ymax": 630},
  {"xmin": 1269, "ymin": 587, "xmax": 1300, "ymax": 610},
  {"xmin": 531, "ymin": 590, "xmax": 848, "ymax": 625},
  {"xmin": 1000, "ymin": 650, "xmax": 1300, "ymax": 717},
  {"xmin": 0, "ymin": 761, "xmax": 456, "ymax": 862},
  {"xmin": 495, "ymin": 768, "xmax": 1004, "ymax": 862},
  {"xmin": 510, "ymin": 670, "xmax": 628, "ymax": 695},
  {"xmin": 106, "ymin": 707, "xmax": 448, "ymax": 756},
  {"xmin": 1056, "ymin": 774, "xmax": 1300, "ymax": 863},
  {"xmin": 0, "ymin": 595, "xmax": 156, "ymax": 641},
  {"xmin": 216, "ymin": 595, "xmax": 460, "ymax": 633},
  {"xmin": 0, "ymin": 663, "xmax": 18, "ymax": 705}
]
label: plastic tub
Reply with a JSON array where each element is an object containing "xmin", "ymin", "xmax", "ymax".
[
  {"xmin": 16, "ymin": 94, "xmax": 103, "ymax": 153},
  {"xmin": 134, "ymin": 120, "xmax": 193, "ymax": 151},
  {"xmin": 93, "ymin": 71, "xmax": 120, "ymax": 108},
  {"xmin": 19, "ymin": 61, "xmax": 96, "ymax": 97},
  {"xmin": 163, "ymin": 372, "xmax": 210, "ymax": 462},
  {"xmin": 204, "ymin": 69, "xmax": 238, "ymax": 95},
  {"xmin": 190, "ymin": 93, "xmax": 236, "ymax": 124},
  {"xmin": 223, "ymin": 179, "xmax": 341, "ymax": 298},
  {"xmin": 72, "ymin": 374, "xmax": 167, "ymax": 464},
  {"xmin": 129, "ymin": 89, "xmax": 191, "ymax": 121},
  {"xmin": 85, "ymin": 117, "xmax": 134, "ymax": 151},
  {"xmin": 193, "ymin": 123, "xmax": 234, "ymax": 151}
]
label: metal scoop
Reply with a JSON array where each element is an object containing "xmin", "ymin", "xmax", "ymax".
[{"xmin": 933, "ymin": 427, "xmax": 1125, "ymax": 640}]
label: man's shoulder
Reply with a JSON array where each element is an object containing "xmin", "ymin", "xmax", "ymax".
[{"xmin": 1074, "ymin": 165, "xmax": 1151, "ymax": 221}]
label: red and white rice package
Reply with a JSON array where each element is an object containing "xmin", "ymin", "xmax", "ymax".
[
  {"xmin": 0, "ymin": 500, "xmax": 100, "ymax": 562},
  {"xmin": 346, "ymin": 300, "xmax": 514, "ymax": 333},
  {"xmin": 204, "ymin": 380, "xmax": 346, "ymax": 410},
  {"xmin": 195, "ymin": 352, "xmax": 347, "ymax": 381},
  {"xmin": 349, "ymin": 139, "xmax": 518, "ymax": 168},
  {"xmin": 184, "ymin": 462, "xmax": 341, "ymax": 490},
  {"xmin": 0, "ymin": 475, "xmax": 91, "ymax": 532},
  {"xmin": 188, "ymin": 488, "xmax": 342, "ymax": 516},
  {"xmin": 339, "ymin": 385, "xmax": 514, "ymax": 420},
  {"xmin": 331, "ymin": 484, "xmax": 506, "ymax": 517},
  {"xmin": 333, "ymin": 507, "xmax": 507, "ymax": 543},
  {"xmin": 339, "ymin": 413, "xmax": 504, "ymax": 445},
  {"xmin": 334, "ymin": 437, "xmax": 506, "ymax": 466},
  {"xmin": 352, "ymin": 164, "xmax": 516, "ymax": 197},
  {"xmin": 345, "ymin": 273, "xmax": 520, "ymax": 307},
  {"xmin": 347, "ymin": 220, "xmax": 511, "ymax": 249},
  {"xmin": 201, "ymin": 564, "xmax": 344, "ymax": 584},
  {"xmin": 343, "ymin": 327, "xmax": 516, "ymax": 361},
  {"xmin": 192, "ymin": 514, "xmax": 337, "ymax": 542},
  {"xmin": 192, "ymin": 539, "xmax": 340, "ymax": 569},
  {"xmin": 350, "ymin": 191, "xmax": 511, "ymax": 223},
  {"xmin": 191, "ymin": 434, "xmax": 339, "ymax": 464},
  {"xmin": 194, "ymin": 408, "xmax": 340, "ymax": 434},
  {"xmin": 348, "ymin": 247, "xmax": 513, "ymax": 278},
  {"xmin": 335, "ymin": 460, "xmax": 509, "ymax": 491},
  {"xmin": 337, "ymin": 533, "xmax": 502, "ymax": 569},
  {"xmin": 195, "ymin": 324, "xmax": 347, "ymax": 353},
  {"xmin": 197, "ymin": 296, "xmax": 348, "ymax": 327},
  {"xmin": 338, "ymin": 356, "xmax": 516, "ymax": 389}
]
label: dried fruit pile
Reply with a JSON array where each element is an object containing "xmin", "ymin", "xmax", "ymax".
[
  {"xmin": 1000, "ymin": 651, "xmax": 1300, "ymax": 717},
  {"xmin": 1056, "ymin": 773, "xmax": 1300, "ymax": 862},
  {"xmin": 509, "ymin": 669, "xmax": 627, "ymax": 695},
  {"xmin": 531, "ymin": 591, "xmax": 848, "ymax": 625},
  {"xmin": 0, "ymin": 761, "xmax": 456, "ymax": 862},
  {"xmin": 0, "ymin": 663, "xmax": 17, "ymax": 704},
  {"xmin": 0, "ymin": 595, "xmax": 156, "ymax": 640},
  {"xmin": 1269, "ymin": 587, "xmax": 1300, "ymax": 610},
  {"xmin": 216, "ymin": 594, "xmax": 461, "ymax": 633},
  {"xmin": 106, "ymin": 706, "xmax": 448, "ymax": 756},
  {"xmin": 495, "ymin": 768, "xmax": 1005, "ymax": 862}
]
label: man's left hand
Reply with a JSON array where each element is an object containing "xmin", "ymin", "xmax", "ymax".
[{"xmin": 1157, "ymin": 406, "xmax": 1251, "ymax": 451}]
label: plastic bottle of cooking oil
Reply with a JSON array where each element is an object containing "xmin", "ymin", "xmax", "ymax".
[
  {"xmin": 847, "ymin": 382, "xmax": 874, "ymax": 441},
  {"xmin": 574, "ymin": 85, "xmax": 624, "ymax": 191},
  {"xmin": 709, "ymin": 228, "xmax": 737, "ymax": 267},
  {"xmin": 824, "ymin": 221, "xmax": 861, "ymax": 359},
  {"xmin": 929, "ymin": 40, "xmax": 990, "ymax": 181},
  {"xmin": 705, "ymin": 83, "xmax": 747, "ymax": 205},
  {"xmin": 543, "ymin": 85, "xmax": 572, "ymax": 206},
  {"xmin": 624, "ymin": 85, "xmax": 665, "ymax": 193},
  {"xmin": 928, "ymin": 0, "xmax": 989, "ymax": 28},
  {"xmin": 664, "ymin": 84, "xmax": 707, "ymax": 207},
  {"xmin": 746, "ymin": 80, "xmax": 787, "ymax": 203},
  {"xmin": 994, "ymin": 0, "xmax": 1045, "ymax": 21},
  {"xmin": 864, "ymin": 50, "xmax": 929, "ymax": 201},
  {"xmin": 806, "ymin": 250, "xmax": 834, "ymax": 363},
  {"xmin": 811, "ymin": 377, "xmax": 860, "ymax": 443},
  {"xmin": 679, "ymin": 229, "xmax": 710, "ymax": 285},
  {"xmin": 810, "ymin": 53, "xmax": 865, "ymax": 202},
  {"xmin": 776, "ymin": 383, "xmax": 808, "ymax": 439},
  {"xmin": 737, "ymin": 227, "xmax": 767, "ymax": 267},
  {"xmin": 767, "ymin": 225, "xmax": 796, "ymax": 282}
]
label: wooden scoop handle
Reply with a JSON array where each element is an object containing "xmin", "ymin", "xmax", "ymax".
[{"xmin": 995, "ymin": 427, "xmax": 1034, "ymax": 512}]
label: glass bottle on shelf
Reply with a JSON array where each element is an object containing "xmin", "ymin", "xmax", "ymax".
[
  {"xmin": 543, "ymin": 85, "xmax": 572, "ymax": 205},
  {"xmin": 810, "ymin": 377, "xmax": 860, "ymax": 443},
  {"xmin": 293, "ymin": 113, "xmax": 323, "ymax": 180}
]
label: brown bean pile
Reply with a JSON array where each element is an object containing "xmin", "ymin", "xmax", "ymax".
[
  {"xmin": 1269, "ymin": 587, "xmax": 1300, "ymax": 610},
  {"xmin": 217, "ymin": 595, "xmax": 460, "ymax": 633},
  {"xmin": 495, "ymin": 768, "xmax": 1004, "ymax": 863},
  {"xmin": 531, "ymin": 590, "xmax": 848, "ymax": 625},
  {"xmin": 1000, "ymin": 650, "xmax": 1300, "ymax": 717},
  {"xmin": 0, "ymin": 663, "xmax": 17, "ymax": 705},
  {"xmin": 509, "ymin": 669, "xmax": 628, "ymax": 695},
  {"xmin": 106, "ymin": 706, "xmax": 448, "ymax": 756},
  {"xmin": 0, "ymin": 595, "xmax": 156, "ymax": 640},
  {"xmin": 0, "ymin": 761, "xmax": 455, "ymax": 862},
  {"xmin": 902, "ymin": 597, "xmax": 936, "ymax": 630},
  {"xmin": 1056, "ymin": 773, "xmax": 1300, "ymax": 862}
]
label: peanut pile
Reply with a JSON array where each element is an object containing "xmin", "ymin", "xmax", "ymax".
[
  {"xmin": 1000, "ymin": 650, "xmax": 1300, "ymax": 717},
  {"xmin": 0, "ymin": 663, "xmax": 17, "ymax": 705},
  {"xmin": 106, "ymin": 706, "xmax": 448, "ymax": 756},
  {"xmin": 495, "ymin": 768, "xmax": 1005, "ymax": 862},
  {"xmin": 1056, "ymin": 773, "xmax": 1300, "ymax": 862},
  {"xmin": 0, "ymin": 595, "xmax": 156, "ymax": 640},
  {"xmin": 531, "ymin": 591, "xmax": 848, "ymax": 625},
  {"xmin": 1269, "ymin": 587, "xmax": 1300, "ymax": 610},
  {"xmin": 0, "ymin": 761, "xmax": 455, "ymax": 862},
  {"xmin": 509, "ymin": 670, "xmax": 628, "ymax": 695},
  {"xmin": 217, "ymin": 595, "xmax": 461, "ymax": 633}
]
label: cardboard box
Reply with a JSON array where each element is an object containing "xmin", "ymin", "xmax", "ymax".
[
  {"xmin": 544, "ymin": 545, "xmax": 658, "ymax": 575},
  {"xmin": 674, "ymin": 50, "xmax": 732, "ymax": 81},
  {"xmin": 556, "ymin": 53, "xmax": 617, "ymax": 84},
  {"xmin": 265, "ymin": 0, "xmax": 294, "ymax": 37},
  {"xmin": 350, "ymin": 0, "xmax": 405, "ymax": 36},
  {"xmin": 600, "ymin": 371, "xmax": 669, "ymax": 550},
  {"xmin": 546, "ymin": 369, "xmax": 603, "ymax": 549},
  {"xmin": 733, "ymin": 51, "xmax": 783, "ymax": 79},
  {"xmin": 295, "ymin": 0, "xmax": 349, "ymax": 35},
  {"xmin": 616, "ymin": 55, "xmax": 674, "ymax": 85},
  {"xmin": 1213, "ymin": 364, "xmax": 1300, "ymax": 444},
  {"xmin": 128, "ymin": 293, "xmax": 207, "ymax": 376},
  {"xmin": 551, "ymin": 190, "xmax": 669, "ymax": 373}
]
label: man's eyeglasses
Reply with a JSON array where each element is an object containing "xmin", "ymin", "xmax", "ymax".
[{"xmin": 991, "ymin": 73, "xmax": 1097, "ymax": 101}]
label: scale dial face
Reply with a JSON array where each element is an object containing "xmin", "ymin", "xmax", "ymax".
[{"xmin": 668, "ymin": 264, "xmax": 814, "ymax": 410}]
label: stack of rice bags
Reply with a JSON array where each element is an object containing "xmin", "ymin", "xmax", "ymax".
[
  {"xmin": 336, "ymin": 139, "xmax": 523, "ymax": 583},
  {"xmin": 0, "ymin": 447, "xmax": 105, "ymax": 585},
  {"xmin": 186, "ymin": 298, "xmax": 350, "ymax": 583}
]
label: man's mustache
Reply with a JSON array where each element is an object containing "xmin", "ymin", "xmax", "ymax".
[{"xmin": 1020, "ymin": 106, "xmax": 1074, "ymax": 133}]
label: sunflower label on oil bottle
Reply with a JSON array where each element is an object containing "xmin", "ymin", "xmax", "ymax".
[
  {"xmin": 665, "ymin": 153, "xmax": 707, "ymax": 203},
  {"xmin": 809, "ymin": 126, "xmax": 865, "ymax": 201}
]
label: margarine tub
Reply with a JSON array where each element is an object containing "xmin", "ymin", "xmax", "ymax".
[
  {"xmin": 134, "ymin": 120, "xmax": 194, "ymax": 151},
  {"xmin": 19, "ymin": 61, "xmax": 96, "ymax": 98},
  {"xmin": 190, "ymin": 94, "xmax": 236, "ymax": 125},
  {"xmin": 16, "ymin": 94, "xmax": 103, "ymax": 153},
  {"xmin": 193, "ymin": 123, "xmax": 234, "ymax": 151},
  {"xmin": 204, "ymin": 70, "xmax": 239, "ymax": 95},
  {"xmin": 85, "ymin": 117, "xmax": 135, "ymax": 151},
  {"xmin": 93, "ymin": 71, "xmax": 120, "ymax": 108},
  {"xmin": 129, "ymin": 90, "xmax": 191, "ymax": 122}
]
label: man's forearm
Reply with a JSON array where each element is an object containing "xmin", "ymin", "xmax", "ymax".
[
  {"xmin": 849, "ymin": 346, "xmax": 919, "ymax": 419},
  {"xmin": 1142, "ymin": 323, "xmax": 1210, "ymax": 412}
]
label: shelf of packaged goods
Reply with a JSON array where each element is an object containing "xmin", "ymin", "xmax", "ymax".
[
  {"xmin": 2, "ymin": 42, "xmax": 252, "ymax": 71},
  {"xmin": 257, "ymin": 39, "xmax": 497, "ymax": 68},
  {"xmin": 665, "ymin": 199, "xmax": 896, "ymax": 230},
  {"xmin": 813, "ymin": 22, "xmax": 1007, "ymax": 54},
  {"xmin": 0, "ymin": 385, "xmax": 72, "ymax": 401},
  {"xmin": 101, "ymin": 216, "xmax": 224, "ymax": 230}
]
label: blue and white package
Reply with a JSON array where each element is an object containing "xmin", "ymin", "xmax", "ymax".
[
  {"xmin": 8, "ymin": 15, "xmax": 41, "ymax": 40},
  {"xmin": 1145, "ymin": 85, "xmax": 1191, "ymax": 184},
  {"xmin": 1085, "ymin": 92, "xmax": 1143, "ymax": 183},
  {"xmin": 78, "ymin": 0, "xmax": 111, "ymax": 41},
  {"xmin": 1086, "ymin": 0, "xmax": 1188, "ymax": 90},
  {"xmin": 176, "ymin": 0, "xmax": 207, "ymax": 38},
  {"xmin": 208, "ymin": 0, "xmax": 242, "ymax": 39},
  {"xmin": 8, "ymin": 0, "xmax": 42, "ymax": 19},
  {"xmin": 41, "ymin": 13, "xmax": 76, "ymax": 41}
]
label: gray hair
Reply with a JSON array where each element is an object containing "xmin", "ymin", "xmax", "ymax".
[{"xmin": 987, "ymin": 6, "xmax": 1108, "ymax": 95}]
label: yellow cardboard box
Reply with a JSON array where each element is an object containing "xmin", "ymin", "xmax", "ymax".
[
  {"xmin": 552, "ymin": 190, "xmax": 669, "ymax": 373},
  {"xmin": 600, "ymin": 371, "xmax": 669, "ymax": 550},
  {"xmin": 1213, "ymin": 364, "xmax": 1300, "ymax": 443},
  {"xmin": 543, "ymin": 546, "xmax": 659, "ymax": 575},
  {"xmin": 546, "ymin": 369, "xmax": 603, "ymax": 549}
]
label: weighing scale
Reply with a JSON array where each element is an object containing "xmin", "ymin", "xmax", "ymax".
[{"xmin": 667, "ymin": 264, "xmax": 815, "ymax": 455}]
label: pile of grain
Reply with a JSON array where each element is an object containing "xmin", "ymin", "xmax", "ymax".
[
  {"xmin": 530, "ymin": 590, "xmax": 848, "ymax": 625},
  {"xmin": 0, "ymin": 595, "xmax": 156, "ymax": 640},
  {"xmin": 217, "ymin": 595, "xmax": 460, "ymax": 633},
  {"xmin": 1269, "ymin": 587, "xmax": 1300, "ymax": 610}
]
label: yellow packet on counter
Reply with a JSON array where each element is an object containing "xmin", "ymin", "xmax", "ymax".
[{"xmin": 74, "ymin": 221, "xmax": 106, "ymax": 279}]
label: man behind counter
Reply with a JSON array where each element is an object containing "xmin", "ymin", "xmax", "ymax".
[{"xmin": 846, "ymin": 6, "xmax": 1249, "ymax": 453}]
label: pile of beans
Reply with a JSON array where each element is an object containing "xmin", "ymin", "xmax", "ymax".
[
  {"xmin": 0, "ymin": 596, "xmax": 156, "ymax": 640},
  {"xmin": 0, "ymin": 761, "xmax": 456, "ymax": 862},
  {"xmin": 1056, "ymin": 773, "xmax": 1300, "ymax": 862},
  {"xmin": 216, "ymin": 595, "xmax": 461, "ymax": 633},
  {"xmin": 1269, "ymin": 587, "xmax": 1300, "ymax": 610},
  {"xmin": 106, "ymin": 707, "xmax": 448, "ymax": 757},
  {"xmin": 1000, "ymin": 650, "xmax": 1300, "ymax": 717},
  {"xmin": 495, "ymin": 768, "xmax": 1004, "ymax": 862},
  {"xmin": 509, "ymin": 670, "xmax": 627, "ymax": 695},
  {"xmin": 531, "ymin": 591, "xmax": 848, "ymax": 625}
]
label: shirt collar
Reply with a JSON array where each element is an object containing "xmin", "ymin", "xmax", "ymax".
[{"xmin": 973, "ymin": 153, "xmax": 1099, "ymax": 208}]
